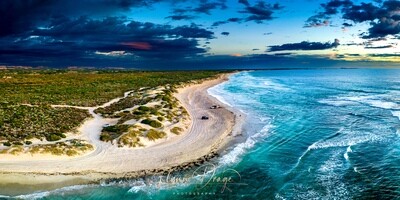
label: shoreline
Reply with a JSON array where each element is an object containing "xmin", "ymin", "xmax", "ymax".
[{"xmin": 0, "ymin": 72, "xmax": 245, "ymax": 196}]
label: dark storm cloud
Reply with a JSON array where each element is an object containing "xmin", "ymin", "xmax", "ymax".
[
  {"xmin": 28, "ymin": 17, "xmax": 213, "ymax": 41},
  {"xmin": 0, "ymin": 16, "xmax": 215, "ymax": 66},
  {"xmin": 0, "ymin": 0, "xmax": 222, "ymax": 67},
  {"xmin": 0, "ymin": 0, "xmax": 173, "ymax": 37},
  {"xmin": 305, "ymin": 0, "xmax": 400, "ymax": 39},
  {"xmin": 267, "ymin": 39, "xmax": 340, "ymax": 52}
]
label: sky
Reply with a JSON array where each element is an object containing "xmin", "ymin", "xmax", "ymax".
[{"xmin": 0, "ymin": 0, "xmax": 400, "ymax": 69}]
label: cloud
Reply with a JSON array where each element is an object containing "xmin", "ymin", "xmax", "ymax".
[
  {"xmin": 342, "ymin": 22, "xmax": 353, "ymax": 27},
  {"xmin": 95, "ymin": 51, "xmax": 133, "ymax": 56},
  {"xmin": 267, "ymin": 39, "xmax": 340, "ymax": 52},
  {"xmin": 193, "ymin": 0, "xmax": 227, "ymax": 14},
  {"xmin": 0, "ymin": 0, "xmax": 175, "ymax": 37},
  {"xmin": 121, "ymin": 42, "xmax": 152, "ymax": 50},
  {"xmin": 212, "ymin": 18, "xmax": 242, "ymax": 26},
  {"xmin": 305, "ymin": 0, "xmax": 400, "ymax": 39},
  {"xmin": 304, "ymin": 0, "xmax": 352, "ymax": 27},
  {"xmin": 166, "ymin": 0, "xmax": 227, "ymax": 21},
  {"xmin": 365, "ymin": 45, "xmax": 394, "ymax": 49},
  {"xmin": 221, "ymin": 32, "xmax": 230, "ymax": 36},
  {"xmin": 240, "ymin": 1, "xmax": 282, "ymax": 23},
  {"xmin": 0, "ymin": 16, "xmax": 215, "ymax": 67},
  {"xmin": 166, "ymin": 14, "xmax": 196, "ymax": 20},
  {"xmin": 238, "ymin": 0, "xmax": 250, "ymax": 6},
  {"xmin": 304, "ymin": 19, "xmax": 330, "ymax": 28},
  {"xmin": 367, "ymin": 17, "xmax": 400, "ymax": 39},
  {"xmin": 211, "ymin": 1, "xmax": 282, "ymax": 26},
  {"xmin": 342, "ymin": 2, "xmax": 379, "ymax": 23}
]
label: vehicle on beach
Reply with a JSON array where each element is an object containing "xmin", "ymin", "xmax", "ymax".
[
  {"xmin": 201, "ymin": 116, "xmax": 209, "ymax": 120},
  {"xmin": 209, "ymin": 105, "xmax": 221, "ymax": 109}
]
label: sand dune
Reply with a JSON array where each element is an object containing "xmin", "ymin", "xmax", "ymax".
[{"xmin": 0, "ymin": 73, "xmax": 243, "ymax": 186}]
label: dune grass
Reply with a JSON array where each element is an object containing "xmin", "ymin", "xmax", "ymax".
[
  {"xmin": 146, "ymin": 129, "xmax": 167, "ymax": 141},
  {"xmin": 170, "ymin": 127, "xmax": 184, "ymax": 135}
]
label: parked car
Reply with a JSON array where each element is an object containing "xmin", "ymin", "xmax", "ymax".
[{"xmin": 201, "ymin": 116, "xmax": 209, "ymax": 120}]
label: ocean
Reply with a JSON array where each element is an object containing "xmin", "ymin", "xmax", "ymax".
[{"xmin": 4, "ymin": 69, "xmax": 400, "ymax": 199}]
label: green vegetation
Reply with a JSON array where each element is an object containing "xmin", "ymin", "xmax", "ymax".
[
  {"xmin": 118, "ymin": 129, "xmax": 144, "ymax": 148},
  {"xmin": 0, "ymin": 70, "xmax": 221, "ymax": 106},
  {"xmin": 146, "ymin": 129, "xmax": 167, "ymax": 141},
  {"xmin": 138, "ymin": 106, "xmax": 150, "ymax": 112},
  {"xmin": 94, "ymin": 95, "xmax": 152, "ymax": 117},
  {"xmin": 100, "ymin": 124, "xmax": 130, "ymax": 142},
  {"xmin": 30, "ymin": 139, "xmax": 93, "ymax": 156},
  {"xmin": 170, "ymin": 127, "xmax": 184, "ymax": 135},
  {"xmin": 0, "ymin": 69, "xmax": 222, "ymax": 149},
  {"xmin": 3, "ymin": 142, "xmax": 11, "ymax": 146},
  {"xmin": 46, "ymin": 132, "xmax": 67, "ymax": 141},
  {"xmin": 141, "ymin": 119, "xmax": 163, "ymax": 128},
  {"xmin": 0, "ymin": 105, "xmax": 90, "ymax": 144},
  {"xmin": 0, "ymin": 139, "xmax": 93, "ymax": 156}
]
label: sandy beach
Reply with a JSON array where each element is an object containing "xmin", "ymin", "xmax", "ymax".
[{"xmin": 0, "ymin": 73, "xmax": 244, "ymax": 193}]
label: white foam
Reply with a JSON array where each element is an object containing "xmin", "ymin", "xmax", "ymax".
[
  {"xmin": 318, "ymin": 99, "xmax": 358, "ymax": 107},
  {"xmin": 391, "ymin": 111, "xmax": 400, "ymax": 120},
  {"xmin": 339, "ymin": 95, "xmax": 400, "ymax": 109},
  {"xmin": 14, "ymin": 185, "xmax": 90, "ymax": 199},
  {"xmin": 309, "ymin": 133, "xmax": 379, "ymax": 150},
  {"xmin": 343, "ymin": 146, "xmax": 352, "ymax": 161},
  {"xmin": 293, "ymin": 127, "xmax": 345, "ymax": 170},
  {"xmin": 127, "ymin": 180, "xmax": 147, "ymax": 193},
  {"xmin": 339, "ymin": 96, "xmax": 372, "ymax": 102},
  {"xmin": 363, "ymin": 100, "xmax": 400, "ymax": 109},
  {"xmin": 219, "ymin": 124, "xmax": 272, "ymax": 166},
  {"xmin": 207, "ymin": 84, "xmax": 232, "ymax": 107},
  {"xmin": 15, "ymin": 192, "xmax": 50, "ymax": 200},
  {"xmin": 263, "ymin": 80, "xmax": 291, "ymax": 91}
]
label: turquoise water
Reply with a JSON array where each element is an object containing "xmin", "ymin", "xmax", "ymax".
[{"xmin": 6, "ymin": 69, "xmax": 400, "ymax": 199}]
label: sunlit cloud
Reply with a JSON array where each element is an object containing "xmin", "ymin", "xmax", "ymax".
[
  {"xmin": 230, "ymin": 53, "xmax": 243, "ymax": 57},
  {"xmin": 121, "ymin": 42, "xmax": 152, "ymax": 50},
  {"xmin": 95, "ymin": 51, "xmax": 133, "ymax": 56}
]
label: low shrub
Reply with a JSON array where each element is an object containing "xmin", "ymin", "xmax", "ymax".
[
  {"xmin": 3, "ymin": 141, "xmax": 11, "ymax": 146},
  {"xmin": 146, "ymin": 129, "xmax": 166, "ymax": 141},
  {"xmin": 141, "ymin": 119, "xmax": 162, "ymax": 128},
  {"xmin": 170, "ymin": 127, "xmax": 184, "ymax": 135}
]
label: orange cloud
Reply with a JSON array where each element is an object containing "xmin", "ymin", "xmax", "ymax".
[
  {"xmin": 230, "ymin": 53, "xmax": 243, "ymax": 57},
  {"xmin": 121, "ymin": 42, "xmax": 152, "ymax": 50}
]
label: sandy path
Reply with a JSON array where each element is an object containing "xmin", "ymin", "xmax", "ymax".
[{"xmin": 0, "ymin": 74, "xmax": 240, "ymax": 179}]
